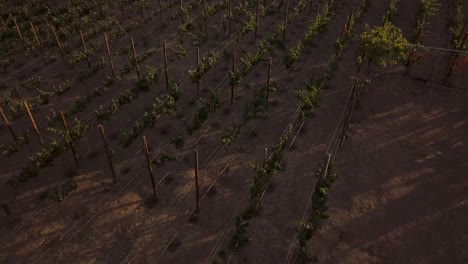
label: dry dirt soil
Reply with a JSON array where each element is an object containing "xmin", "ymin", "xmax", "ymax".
[{"xmin": 0, "ymin": 0, "xmax": 466, "ymax": 263}]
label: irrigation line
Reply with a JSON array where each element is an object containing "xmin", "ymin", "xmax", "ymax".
[
  {"xmin": 121, "ymin": 154, "xmax": 239, "ymax": 263},
  {"xmin": 0, "ymin": 0, "xmax": 181, "ymax": 64},
  {"xmin": 200, "ymin": 2, "xmax": 348, "ymax": 261},
  {"xmin": 129, "ymin": 104, "xmax": 297, "ymax": 263},
  {"xmin": 4, "ymin": 0, "xmax": 264, "ymax": 187},
  {"xmin": 223, "ymin": 107, "xmax": 302, "ymax": 263},
  {"xmin": 407, "ymin": 43, "xmax": 468, "ymax": 55},
  {"xmin": 219, "ymin": 0, "xmax": 370, "ymax": 260},
  {"xmin": 35, "ymin": 96, "xmax": 272, "ymax": 263},
  {"xmin": 278, "ymin": 77, "xmax": 358, "ymax": 264},
  {"xmin": 2, "ymin": 0, "xmax": 226, "ymax": 251},
  {"xmin": 4, "ymin": 0, "xmax": 298, "ymax": 258}
]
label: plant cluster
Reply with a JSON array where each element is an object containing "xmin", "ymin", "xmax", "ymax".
[
  {"xmin": 119, "ymin": 83, "xmax": 181, "ymax": 148},
  {"xmin": 297, "ymin": 163, "xmax": 337, "ymax": 263},
  {"xmin": 231, "ymin": 124, "xmax": 293, "ymax": 248},
  {"xmin": 96, "ymin": 66, "xmax": 162, "ymax": 122},
  {"xmin": 297, "ymin": 79, "xmax": 322, "ymax": 118},
  {"xmin": 187, "ymin": 90, "xmax": 222, "ymax": 134},
  {"xmin": 188, "ymin": 51, "xmax": 219, "ymax": 83},
  {"xmin": 449, "ymin": 0, "xmax": 465, "ymax": 49},
  {"xmin": 285, "ymin": 2, "xmax": 336, "ymax": 68},
  {"xmin": 69, "ymin": 48, "xmax": 95, "ymax": 65},
  {"xmin": 358, "ymin": 22, "xmax": 409, "ymax": 67},
  {"xmin": 42, "ymin": 178, "xmax": 78, "ymax": 202},
  {"xmin": 3, "ymin": 131, "xmax": 30, "ymax": 158},
  {"xmin": 13, "ymin": 118, "xmax": 89, "ymax": 187},
  {"xmin": 412, "ymin": 0, "xmax": 440, "ymax": 43},
  {"xmin": 222, "ymin": 125, "xmax": 240, "ymax": 148}
]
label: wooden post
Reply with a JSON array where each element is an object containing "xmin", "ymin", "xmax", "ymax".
[
  {"xmin": 228, "ymin": 0, "xmax": 232, "ymax": 35},
  {"xmin": 163, "ymin": 40, "xmax": 169, "ymax": 91},
  {"xmin": 415, "ymin": 26, "xmax": 424, "ymax": 45},
  {"xmin": 263, "ymin": 147, "xmax": 268, "ymax": 168},
  {"xmin": 13, "ymin": 18, "xmax": 23, "ymax": 40},
  {"xmin": 231, "ymin": 51, "xmax": 236, "ymax": 104},
  {"xmin": 142, "ymin": 136, "xmax": 157, "ymax": 197},
  {"xmin": 458, "ymin": 19, "xmax": 468, "ymax": 43},
  {"xmin": 139, "ymin": 0, "xmax": 144, "ymax": 19},
  {"xmin": 254, "ymin": 0, "xmax": 260, "ymax": 40},
  {"xmin": 196, "ymin": 47, "xmax": 200, "ymax": 97},
  {"xmin": 282, "ymin": 0, "xmax": 290, "ymax": 43},
  {"xmin": 194, "ymin": 149, "xmax": 200, "ymax": 212},
  {"xmin": 80, "ymin": 30, "xmax": 91, "ymax": 68},
  {"xmin": 0, "ymin": 106, "xmax": 17, "ymax": 141},
  {"xmin": 447, "ymin": 32, "xmax": 468, "ymax": 78},
  {"xmin": 383, "ymin": 10, "xmax": 389, "ymax": 26},
  {"xmin": 51, "ymin": 26, "xmax": 68, "ymax": 67},
  {"xmin": 98, "ymin": 124, "xmax": 117, "ymax": 182},
  {"xmin": 266, "ymin": 57, "xmax": 272, "ymax": 102},
  {"xmin": 317, "ymin": 153, "xmax": 331, "ymax": 187},
  {"xmin": 60, "ymin": 112, "xmax": 79, "ymax": 166},
  {"xmin": 416, "ymin": 14, "xmax": 426, "ymax": 44},
  {"xmin": 346, "ymin": 8, "xmax": 355, "ymax": 29},
  {"xmin": 339, "ymin": 77, "xmax": 359, "ymax": 150},
  {"xmin": 406, "ymin": 27, "xmax": 424, "ymax": 66},
  {"xmin": 159, "ymin": 0, "xmax": 163, "ymax": 22},
  {"xmin": 458, "ymin": 32, "xmax": 467, "ymax": 50},
  {"xmin": 30, "ymin": 22, "xmax": 43, "ymax": 57},
  {"xmin": 180, "ymin": 0, "xmax": 185, "ymax": 24},
  {"xmin": 130, "ymin": 35, "xmax": 141, "ymax": 80},
  {"xmin": 339, "ymin": 23, "xmax": 348, "ymax": 44},
  {"xmin": 203, "ymin": 0, "xmax": 208, "ymax": 35},
  {"xmin": 24, "ymin": 101, "xmax": 43, "ymax": 145},
  {"xmin": 104, "ymin": 32, "xmax": 115, "ymax": 77}
]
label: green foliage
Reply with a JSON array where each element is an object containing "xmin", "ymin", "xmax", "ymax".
[
  {"xmin": 170, "ymin": 136, "xmax": 185, "ymax": 149},
  {"xmin": 450, "ymin": 0, "xmax": 464, "ymax": 48},
  {"xmin": 69, "ymin": 48, "xmax": 94, "ymax": 65},
  {"xmin": 188, "ymin": 90, "xmax": 222, "ymax": 134},
  {"xmin": 411, "ymin": 0, "xmax": 440, "ymax": 43},
  {"xmin": 285, "ymin": 2, "xmax": 335, "ymax": 68},
  {"xmin": 43, "ymin": 179, "xmax": 77, "ymax": 202},
  {"xmin": 297, "ymin": 163, "xmax": 338, "ymax": 262},
  {"xmin": 35, "ymin": 88, "xmax": 52, "ymax": 106},
  {"xmin": 237, "ymin": 12, "xmax": 256, "ymax": 41},
  {"xmin": 118, "ymin": 84, "xmax": 180, "ymax": 148},
  {"xmin": 96, "ymin": 66, "xmax": 161, "ymax": 122},
  {"xmin": 359, "ymin": 22, "xmax": 410, "ymax": 67},
  {"xmin": 222, "ymin": 126, "xmax": 240, "ymax": 148},
  {"xmin": 188, "ymin": 52, "xmax": 219, "ymax": 83},
  {"xmin": 297, "ymin": 80, "xmax": 322, "ymax": 118},
  {"xmin": 179, "ymin": 14, "xmax": 195, "ymax": 34},
  {"xmin": 243, "ymin": 81, "xmax": 276, "ymax": 121},
  {"xmin": 22, "ymin": 76, "xmax": 42, "ymax": 91},
  {"xmin": 3, "ymin": 131, "xmax": 30, "ymax": 158},
  {"xmin": 172, "ymin": 43, "xmax": 187, "ymax": 59},
  {"xmin": 387, "ymin": 0, "xmax": 399, "ymax": 21},
  {"xmin": 16, "ymin": 140, "xmax": 67, "ymax": 186},
  {"xmin": 79, "ymin": 57, "xmax": 106, "ymax": 81},
  {"xmin": 232, "ymin": 124, "xmax": 293, "ymax": 249},
  {"xmin": 53, "ymin": 79, "xmax": 72, "ymax": 95},
  {"xmin": 419, "ymin": 0, "xmax": 440, "ymax": 16}
]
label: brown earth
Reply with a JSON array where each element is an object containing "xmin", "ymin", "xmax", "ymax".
[{"xmin": 0, "ymin": 0, "xmax": 467, "ymax": 263}]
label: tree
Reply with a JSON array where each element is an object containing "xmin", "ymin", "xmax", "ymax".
[{"xmin": 358, "ymin": 22, "xmax": 410, "ymax": 67}]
